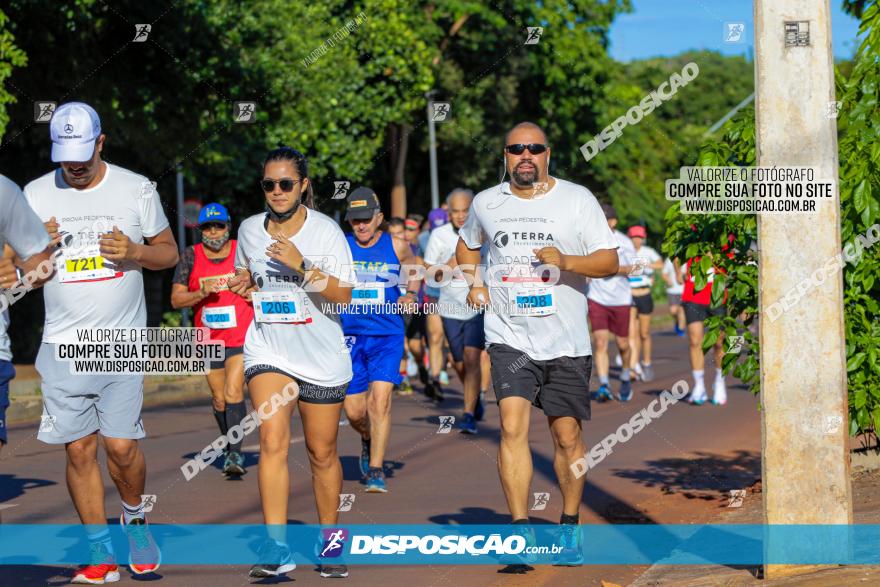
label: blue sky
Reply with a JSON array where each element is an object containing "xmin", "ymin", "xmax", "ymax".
[{"xmin": 609, "ymin": 0, "xmax": 862, "ymax": 62}]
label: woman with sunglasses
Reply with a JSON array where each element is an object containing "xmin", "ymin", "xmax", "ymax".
[
  {"xmin": 171, "ymin": 202, "xmax": 254, "ymax": 477},
  {"xmin": 228, "ymin": 146, "xmax": 355, "ymax": 580}
]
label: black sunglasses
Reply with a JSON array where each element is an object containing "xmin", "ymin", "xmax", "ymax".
[
  {"xmin": 505, "ymin": 143, "xmax": 547, "ymax": 155},
  {"xmin": 260, "ymin": 178, "xmax": 303, "ymax": 192},
  {"xmin": 200, "ymin": 222, "xmax": 227, "ymax": 231}
]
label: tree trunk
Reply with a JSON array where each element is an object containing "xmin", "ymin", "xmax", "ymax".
[{"xmin": 388, "ymin": 122, "xmax": 409, "ymax": 218}]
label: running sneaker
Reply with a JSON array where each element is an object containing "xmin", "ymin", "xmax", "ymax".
[
  {"xmin": 591, "ymin": 384, "xmax": 612, "ymax": 402},
  {"xmin": 439, "ymin": 370, "xmax": 450, "ymax": 385},
  {"xmin": 120, "ymin": 516, "xmax": 161, "ymax": 575},
  {"xmin": 674, "ymin": 324, "xmax": 686, "ymax": 337},
  {"xmin": 72, "ymin": 542, "xmax": 119, "ymax": 584},
  {"xmin": 633, "ymin": 362, "xmax": 644, "ymax": 381},
  {"xmin": 249, "ymin": 539, "xmax": 296, "ymax": 578},
  {"xmin": 397, "ymin": 377, "xmax": 414, "ymax": 396},
  {"xmin": 459, "ymin": 413, "xmax": 477, "ymax": 435},
  {"xmin": 688, "ymin": 384, "xmax": 708, "ymax": 405},
  {"xmin": 511, "ymin": 523, "xmax": 538, "ymax": 564},
  {"xmin": 406, "ymin": 354, "xmax": 419, "ymax": 377},
  {"xmin": 359, "ymin": 439, "xmax": 371, "ymax": 479},
  {"xmin": 712, "ymin": 376, "xmax": 727, "ymax": 405},
  {"xmin": 431, "ymin": 380, "xmax": 444, "ymax": 402},
  {"xmin": 319, "ymin": 564, "xmax": 349, "ymax": 578},
  {"xmin": 554, "ymin": 524, "xmax": 584, "ymax": 566},
  {"xmin": 641, "ymin": 363, "xmax": 655, "ymax": 382},
  {"xmin": 365, "ymin": 468, "xmax": 388, "ymax": 493},
  {"xmin": 474, "ymin": 391, "xmax": 485, "ymax": 422},
  {"xmin": 223, "ymin": 451, "xmax": 246, "ymax": 476},
  {"xmin": 423, "ymin": 380, "xmax": 438, "ymax": 400},
  {"xmin": 617, "ymin": 380, "xmax": 633, "ymax": 402}
]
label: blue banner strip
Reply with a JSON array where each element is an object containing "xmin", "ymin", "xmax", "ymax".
[{"xmin": 0, "ymin": 524, "xmax": 875, "ymax": 565}]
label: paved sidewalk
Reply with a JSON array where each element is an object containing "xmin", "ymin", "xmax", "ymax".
[{"xmin": 631, "ymin": 468, "xmax": 880, "ymax": 586}]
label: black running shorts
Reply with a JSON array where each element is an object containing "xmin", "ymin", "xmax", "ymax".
[
  {"xmin": 632, "ymin": 293, "xmax": 654, "ymax": 316},
  {"xmin": 682, "ymin": 301, "xmax": 725, "ymax": 325},
  {"xmin": 210, "ymin": 345, "xmax": 244, "ymax": 371},
  {"xmin": 487, "ymin": 343, "xmax": 592, "ymax": 420},
  {"xmin": 244, "ymin": 364, "xmax": 348, "ymax": 404}
]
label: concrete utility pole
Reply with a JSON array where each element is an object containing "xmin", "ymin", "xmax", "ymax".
[{"xmin": 754, "ymin": 0, "xmax": 852, "ymax": 579}]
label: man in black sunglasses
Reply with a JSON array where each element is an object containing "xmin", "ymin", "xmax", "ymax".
[{"xmin": 455, "ymin": 121, "xmax": 620, "ymax": 567}]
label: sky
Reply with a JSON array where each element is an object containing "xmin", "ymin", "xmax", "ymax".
[{"xmin": 609, "ymin": 0, "xmax": 862, "ymax": 62}]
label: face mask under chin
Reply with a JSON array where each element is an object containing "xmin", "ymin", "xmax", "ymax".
[
  {"xmin": 203, "ymin": 232, "xmax": 230, "ymax": 252},
  {"xmin": 265, "ymin": 200, "xmax": 301, "ymax": 222}
]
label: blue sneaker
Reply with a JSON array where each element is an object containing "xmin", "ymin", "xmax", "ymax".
[
  {"xmin": 359, "ymin": 438, "xmax": 370, "ymax": 479},
  {"xmin": 511, "ymin": 523, "xmax": 538, "ymax": 564},
  {"xmin": 591, "ymin": 384, "xmax": 612, "ymax": 402},
  {"xmin": 674, "ymin": 325, "xmax": 686, "ymax": 337},
  {"xmin": 365, "ymin": 468, "xmax": 388, "ymax": 493},
  {"xmin": 459, "ymin": 413, "xmax": 477, "ymax": 435},
  {"xmin": 617, "ymin": 380, "xmax": 633, "ymax": 402},
  {"xmin": 474, "ymin": 392, "xmax": 485, "ymax": 422},
  {"xmin": 554, "ymin": 524, "xmax": 584, "ymax": 566}
]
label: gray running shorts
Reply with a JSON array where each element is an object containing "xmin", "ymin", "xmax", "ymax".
[{"xmin": 36, "ymin": 343, "xmax": 145, "ymax": 444}]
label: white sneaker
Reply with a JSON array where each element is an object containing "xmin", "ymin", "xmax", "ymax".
[
  {"xmin": 614, "ymin": 354, "xmax": 623, "ymax": 367},
  {"xmin": 712, "ymin": 377, "xmax": 727, "ymax": 405},
  {"xmin": 406, "ymin": 354, "xmax": 418, "ymax": 377},
  {"xmin": 688, "ymin": 383, "xmax": 708, "ymax": 405},
  {"xmin": 633, "ymin": 362, "xmax": 644, "ymax": 381}
]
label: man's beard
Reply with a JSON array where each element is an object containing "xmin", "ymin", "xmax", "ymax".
[{"xmin": 511, "ymin": 162, "xmax": 540, "ymax": 186}]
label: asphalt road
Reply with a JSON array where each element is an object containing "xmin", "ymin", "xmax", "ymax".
[{"xmin": 1, "ymin": 329, "xmax": 761, "ymax": 586}]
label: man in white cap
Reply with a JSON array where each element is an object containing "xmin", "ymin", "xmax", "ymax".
[{"xmin": 23, "ymin": 102, "xmax": 179, "ymax": 584}]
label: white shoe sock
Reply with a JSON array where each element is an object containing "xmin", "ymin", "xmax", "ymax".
[{"xmin": 713, "ymin": 373, "xmax": 727, "ymax": 404}]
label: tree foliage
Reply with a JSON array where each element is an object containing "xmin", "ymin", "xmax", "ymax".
[{"xmin": 663, "ymin": 1, "xmax": 880, "ymax": 443}]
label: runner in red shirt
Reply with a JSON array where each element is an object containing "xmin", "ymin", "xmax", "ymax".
[
  {"xmin": 171, "ymin": 203, "xmax": 254, "ymax": 476},
  {"xmin": 680, "ymin": 245, "xmax": 730, "ymax": 405}
]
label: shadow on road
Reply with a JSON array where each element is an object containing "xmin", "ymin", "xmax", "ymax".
[
  {"xmin": 0, "ymin": 472, "xmax": 56, "ymax": 502},
  {"xmin": 610, "ymin": 449, "xmax": 761, "ymax": 502}
]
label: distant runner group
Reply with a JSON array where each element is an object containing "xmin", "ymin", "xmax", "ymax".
[{"xmin": 0, "ymin": 102, "xmax": 731, "ymax": 583}]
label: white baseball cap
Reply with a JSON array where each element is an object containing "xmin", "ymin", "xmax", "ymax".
[{"xmin": 50, "ymin": 102, "xmax": 102, "ymax": 163}]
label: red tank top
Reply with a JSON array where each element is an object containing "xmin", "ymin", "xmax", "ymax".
[
  {"xmin": 682, "ymin": 255, "xmax": 731, "ymax": 305},
  {"xmin": 188, "ymin": 242, "xmax": 253, "ymax": 347}
]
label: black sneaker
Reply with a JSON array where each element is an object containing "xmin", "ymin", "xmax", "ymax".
[
  {"xmin": 474, "ymin": 391, "xmax": 485, "ymax": 421},
  {"xmin": 432, "ymin": 380, "xmax": 444, "ymax": 402},
  {"xmin": 249, "ymin": 539, "xmax": 296, "ymax": 577},
  {"xmin": 319, "ymin": 564, "xmax": 349, "ymax": 578}
]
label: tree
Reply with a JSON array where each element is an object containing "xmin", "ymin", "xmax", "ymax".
[
  {"xmin": 662, "ymin": 0, "xmax": 880, "ymax": 444},
  {"xmin": 0, "ymin": 7, "xmax": 26, "ymax": 141}
]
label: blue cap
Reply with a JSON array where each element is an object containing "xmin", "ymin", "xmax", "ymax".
[{"xmin": 198, "ymin": 203, "xmax": 230, "ymax": 225}]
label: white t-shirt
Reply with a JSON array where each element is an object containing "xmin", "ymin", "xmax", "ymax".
[
  {"xmin": 423, "ymin": 223, "xmax": 486, "ymax": 320},
  {"xmin": 24, "ymin": 164, "xmax": 169, "ymax": 344},
  {"xmin": 662, "ymin": 258, "xmax": 685, "ymax": 295},
  {"xmin": 628, "ymin": 244, "xmax": 662, "ymax": 289},
  {"xmin": 587, "ymin": 230, "xmax": 635, "ymax": 307},
  {"xmin": 235, "ymin": 209, "xmax": 356, "ymax": 387},
  {"xmin": 458, "ymin": 178, "xmax": 617, "ymax": 360},
  {"xmin": 1, "ymin": 175, "xmax": 51, "ymax": 361},
  {"xmin": 0, "ymin": 174, "xmax": 51, "ymax": 261}
]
